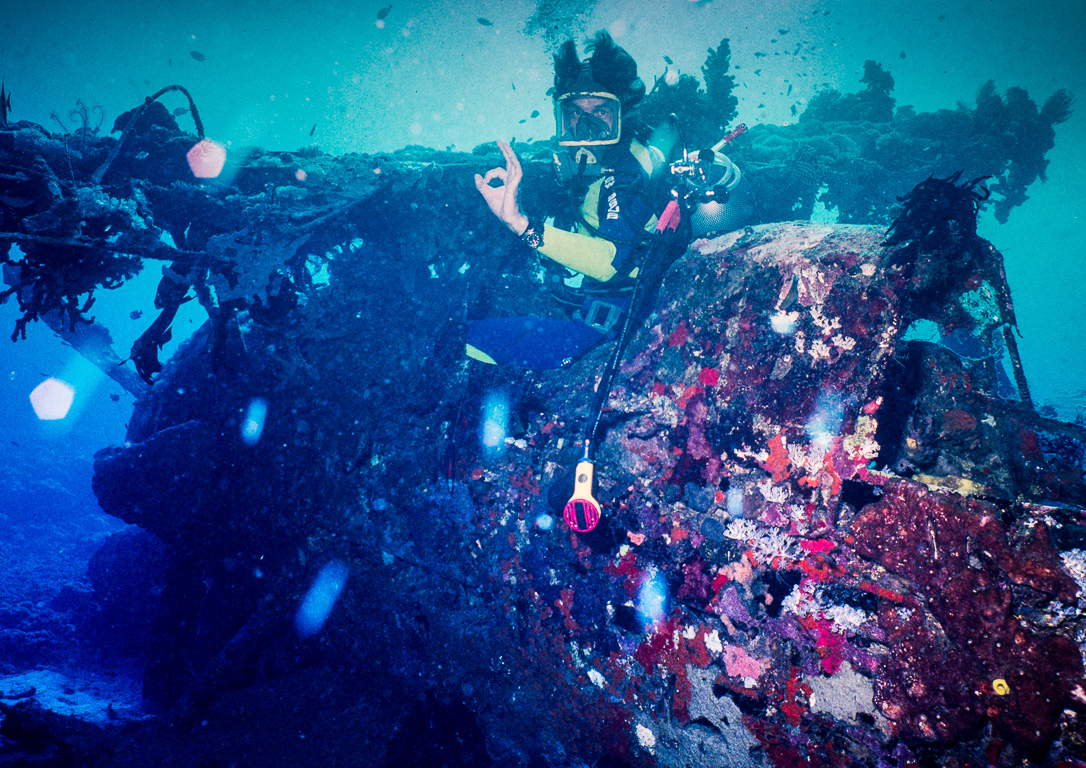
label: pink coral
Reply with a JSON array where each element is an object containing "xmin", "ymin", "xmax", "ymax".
[{"xmin": 723, "ymin": 644, "xmax": 765, "ymax": 681}]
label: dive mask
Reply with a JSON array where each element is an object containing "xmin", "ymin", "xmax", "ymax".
[{"xmin": 555, "ymin": 92, "xmax": 622, "ymax": 146}]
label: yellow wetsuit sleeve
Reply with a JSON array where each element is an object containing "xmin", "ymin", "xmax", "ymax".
[
  {"xmin": 536, "ymin": 224, "xmax": 618, "ymax": 282},
  {"xmin": 532, "ymin": 140, "xmax": 663, "ymax": 283}
]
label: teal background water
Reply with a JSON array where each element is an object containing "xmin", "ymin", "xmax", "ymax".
[{"xmin": 2, "ymin": 0, "xmax": 1083, "ymax": 447}]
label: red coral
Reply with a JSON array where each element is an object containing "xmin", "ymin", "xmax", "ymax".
[
  {"xmin": 605, "ymin": 551, "xmax": 642, "ymax": 598},
  {"xmin": 698, "ymin": 367, "xmax": 720, "ymax": 387},
  {"xmin": 632, "ymin": 617, "xmax": 716, "ymax": 722},
  {"xmin": 852, "ymin": 479, "xmax": 1085, "ymax": 747},
  {"xmin": 782, "ymin": 666, "xmax": 812, "ymax": 726},
  {"xmin": 799, "ymin": 538, "xmax": 835, "ymax": 554},
  {"xmin": 815, "ymin": 621, "xmax": 845, "ymax": 675},
  {"xmin": 676, "ymin": 558, "xmax": 710, "ymax": 603},
  {"xmin": 763, "ymin": 433, "xmax": 791, "ymax": 483},
  {"xmin": 1017, "ymin": 427, "xmax": 1042, "ymax": 459},
  {"xmin": 554, "ymin": 588, "xmax": 583, "ymax": 633},
  {"xmin": 1001, "ymin": 522, "xmax": 1079, "ymax": 602},
  {"xmin": 668, "ymin": 320, "xmax": 689, "ymax": 347},
  {"xmin": 941, "ymin": 408, "xmax": 977, "ymax": 433},
  {"xmin": 676, "ymin": 384, "xmax": 704, "ymax": 410}
]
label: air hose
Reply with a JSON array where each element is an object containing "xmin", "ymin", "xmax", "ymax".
[{"xmin": 563, "ymin": 200, "xmax": 683, "ymax": 533}]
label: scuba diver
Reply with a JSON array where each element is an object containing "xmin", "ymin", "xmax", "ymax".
[{"xmin": 467, "ymin": 31, "xmax": 756, "ymax": 369}]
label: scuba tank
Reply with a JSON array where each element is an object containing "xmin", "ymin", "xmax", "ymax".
[{"xmin": 671, "ymin": 127, "xmax": 758, "ymax": 238}]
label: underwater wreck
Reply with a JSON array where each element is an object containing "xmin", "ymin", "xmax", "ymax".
[{"xmin": 1, "ymin": 80, "xmax": 1085, "ymax": 768}]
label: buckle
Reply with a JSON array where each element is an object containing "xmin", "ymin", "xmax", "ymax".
[{"xmin": 582, "ymin": 299, "xmax": 622, "ymax": 333}]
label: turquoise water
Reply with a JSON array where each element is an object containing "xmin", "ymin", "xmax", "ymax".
[{"xmin": 4, "ymin": 0, "xmax": 1082, "ymax": 424}]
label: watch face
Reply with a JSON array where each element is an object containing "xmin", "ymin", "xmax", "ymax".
[{"xmin": 523, "ymin": 229, "xmax": 543, "ymax": 248}]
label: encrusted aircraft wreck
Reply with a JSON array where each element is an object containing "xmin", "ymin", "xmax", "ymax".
[{"xmin": 1, "ymin": 88, "xmax": 1085, "ymax": 767}]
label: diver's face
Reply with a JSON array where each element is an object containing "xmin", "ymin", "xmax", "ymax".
[{"xmin": 565, "ymin": 97, "xmax": 616, "ymax": 134}]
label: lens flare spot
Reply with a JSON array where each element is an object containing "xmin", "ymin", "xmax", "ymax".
[
  {"xmin": 241, "ymin": 397, "xmax": 268, "ymax": 446},
  {"xmin": 480, "ymin": 390, "xmax": 509, "ymax": 457},
  {"xmin": 727, "ymin": 486, "xmax": 745, "ymax": 517},
  {"xmin": 30, "ymin": 378, "xmax": 75, "ymax": 420},
  {"xmin": 186, "ymin": 138, "xmax": 227, "ymax": 178},
  {"xmin": 637, "ymin": 568, "xmax": 669, "ymax": 631},
  {"xmin": 806, "ymin": 392, "xmax": 844, "ymax": 451},
  {"xmin": 295, "ymin": 560, "xmax": 349, "ymax": 638},
  {"xmin": 771, "ymin": 310, "xmax": 798, "ymax": 335}
]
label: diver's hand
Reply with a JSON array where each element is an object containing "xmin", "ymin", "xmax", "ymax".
[{"xmin": 474, "ymin": 140, "xmax": 530, "ymax": 236}]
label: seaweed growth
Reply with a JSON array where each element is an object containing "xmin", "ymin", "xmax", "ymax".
[
  {"xmin": 638, "ymin": 38, "xmax": 739, "ymax": 151},
  {"xmin": 971, "ymin": 81, "xmax": 1074, "ymax": 222},
  {"xmin": 884, "ymin": 171, "xmax": 990, "ymax": 252},
  {"xmin": 730, "ymin": 64, "xmax": 1072, "ymax": 225},
  {"xmin": 49, "ymin": 99, "xmax": 105, "ymax": 152},
  {"xmin": 0, "ymin": 184, "xmax": 148, "ymax": 340},
  {"xmin": 803, "ymin": 60, "xmax": 896, "ymax": 124},
  {"xmin": 883, "ymin": 171, "xmax": 994, "ymax": 319},
  {"xmin": 0, "ymin": 85, "xmax": 216, "ymax": 356},
  {"xmin": 881, "ymin": 172, "xmax": 1033, "ymax": 407}
]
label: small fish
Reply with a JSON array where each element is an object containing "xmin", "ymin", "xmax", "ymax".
[
  {"xmin": 790, "ymin": 104, "xmax": 797, "ymax": 116},
  {"xmin": 130, "ymin": 310, "xmax": 144, "ymax": 320},
  {"xmin": 663, "ymin": 55, "xmax": 673, "ymax": 65},
  {"xmin": 530, "ymin": 109, "xmax": 539, "ymax": 118},
  {"xmin": 135, "ymin": 151, "xmax": 150, "ymax": 160},
  {"xmin": 377, "ymin": 4, "xmax": 392, "ymax": 19},
  {"xmin": 518, "ymin": 118, "xmax": 526, "ymax": 124},
  {"xmin": 310, "ymin": 123, "xmax": 317, "ymax": 136},
  {"xmin": 190, "ymin": 50, "xmax": 206, "ymax": 62},
  {"xmin": 477, "ymin": 17, "xmax": 492, "ymax": 26},
  {"xmin": 899, "ymin": 50, "xmax": 906, "ymax": 59},
  {"xmin": 511, "ymin": 82, "xmax": 516, "ymax": 90},
  {"xmin": 172, "ymin": 106, "xmax": 189, "ymax": 116},
  {"xmin": 786, "ymin": 84, "xmax": 793, "ymax": 95}
]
